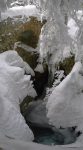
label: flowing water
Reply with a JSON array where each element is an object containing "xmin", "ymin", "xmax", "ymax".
[
  {"xmin": 28, "ymin": 124, "xmax": 82, "ymax": 145},
  {"xmin": 32, "ymin": 126, "xmax": 64, "ymax": 145}
]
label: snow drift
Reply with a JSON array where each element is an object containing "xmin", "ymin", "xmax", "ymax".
[
  {"xmin": 47, "ymin": 62, "xmax": 83, "ymax": 131},
  {"xmin": 0, "ymin": 50, "xmax": 37, "ymax": 141}
]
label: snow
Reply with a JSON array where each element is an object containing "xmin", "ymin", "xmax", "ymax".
[
  {"xmin": 1, "ymin": 5, "xmax": 40, "ymax": 20},
  {"xmin": 62, "ymin": 46, "xmax": 73, "ymax": 59},
  {"xmin": 0, "ymin": 136, "xmax": 83, "ymax": 150},
  {"xmin": 0, "ymin": 50, "xmax": 37, "ymax": 142},
  {"xmin": 46, "ymin": 62, "xmax": 83, "ymax": 130},
  {"xmin": 46, "ymin": 61, "xmax": 83, "ymax": 145},
  {"xmin": 68, "ymin": 18, "xmax": 79, "ymax": 39},
  {"xmin": 44, "ymin": 70, "xmax": 65, "ymax": 101},
  {"xmin": 34, "ymin": 63, "xmax": 44, "ymax": 73},
  {"xmin": 76, "ymin": 10, "xmax": 83, "ymax": 20},
  {"xmin": 24, "ymin": 61, "xmax": 35, "ymax": 76}
]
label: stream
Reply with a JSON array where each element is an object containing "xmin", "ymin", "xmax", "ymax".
[
  {"xmin": 30, "ymin": 126, "xmax": 64, "ymax": 145},
  {"xmin": 24, "ymin": 98, "xmax": 82, "ymax": 146},
  {"xmin": 27, "ymin": 122, "xmax": 82, "ymax": 146}
]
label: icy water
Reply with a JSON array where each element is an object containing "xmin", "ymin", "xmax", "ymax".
[
  {"xmin": 29, "ymin": 125, "xmax": 81, "ymax": 145},
  {"xmin": 31, "ymin": 126, "xmax": 65, "ymax": 145}
]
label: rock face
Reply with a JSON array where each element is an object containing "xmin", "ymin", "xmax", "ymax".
[{"xmin": 20, "ymin": 96, "xmax": 34, "ymax": 117}]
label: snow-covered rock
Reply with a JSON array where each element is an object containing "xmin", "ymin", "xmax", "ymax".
[
  {"xmin": 0, "ymin": 50, "xmax": 37, "ymax": 141},
  {"xmin": 47, "ymin": 62, "xmax": 83, "ymax": 131}
]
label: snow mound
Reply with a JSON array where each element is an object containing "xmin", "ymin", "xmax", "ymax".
[
  {"xmin": 47, "ymin": 62, "xmax": 83, "ymax": 130},
  {"xmin": 0, "ymin": 50, "xmax": 37, "ymax": 141}
]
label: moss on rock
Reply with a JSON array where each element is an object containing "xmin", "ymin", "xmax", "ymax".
[
  {"xmin": 20, "ymin": 96, "xmax": 34, "ymax": 117},
  {"xmin": 59, "ymin": 55, "xmax": 75, "ymax": 75}
]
